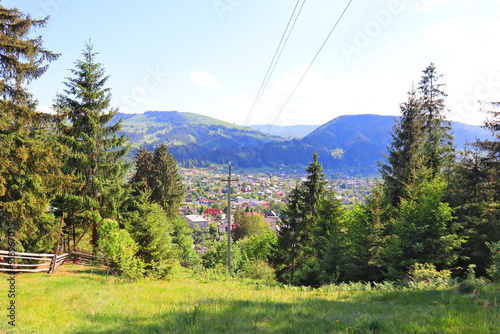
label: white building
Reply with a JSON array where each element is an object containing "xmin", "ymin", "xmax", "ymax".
[{"xmin": 185, "ymin": 215, "xmax": 209, "ymax": 229}]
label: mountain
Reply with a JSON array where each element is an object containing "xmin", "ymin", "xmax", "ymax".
[
  {"xmin": 113, "ymin": 110, "xmax": 284, "ymax": 166},
  {"xmin": 248, "ymin": 124, "xmax": 320, "ymax": 138},
  {"xmin": 114, "ymin": 111, "xmax": 494, "ymax": 174}
]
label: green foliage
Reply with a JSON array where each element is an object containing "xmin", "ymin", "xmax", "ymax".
[
  {"xmin": 97, "ymin": 219, "xmax": 144, "ymax": 281},
  {"xmin": 0, "ymin": 6, "xmax": 72, "ymax": 253},
  {"xmin": 201, "ymin": 240, "xmax": 243, "ymax": 274},
  {"xmin": 54, "ymin": 42, "xmax": 130, "ymax": 248},
  {"xmin": 408, "ymin": 263, "xmax": 452, "ymax": 289},
  {"xmin": 171, "ymin": 217, "xmax": 199, "ymax": 268},
  {"xmin": 385, "ymin": 167, "xmax": 464, "ymax": 279},
  {"xmin": 232, "ymin": 209, "xmax": 270, "ymax": 242},
  {"xmin": 237, "ymin": 232, "xmax": 277, "ymax": 263},
  {"xmin": 486, "ymin": 241, "xmax": 500, "ymax": 281},
  {"xmin": 131, "ymin": 144, "xmax": 184, "ymax": 219},
  {"xmin": 379, "ymin": 87, "xmax": 425, "ymax": 205},
  {"xmin": 125, "ymin": 191, "xmax": 176, "ymax": 279}
]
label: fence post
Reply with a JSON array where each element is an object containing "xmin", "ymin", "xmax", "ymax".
[{"xmin": 49, "ymin": 213, "xmax": 65, "ymax": 274}]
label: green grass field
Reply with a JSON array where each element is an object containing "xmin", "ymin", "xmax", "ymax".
[{"xmin": 1, "ymin": 265, "xmax": 499, "ymax": 333}]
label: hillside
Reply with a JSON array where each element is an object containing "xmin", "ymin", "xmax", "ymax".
[
  {"xmin": 113, "ymin": 111, "xmax": 284, "ymax": 165},
  {"xmin": 115, "ymin": 112, "xmax": 493, "ymax": 174}
]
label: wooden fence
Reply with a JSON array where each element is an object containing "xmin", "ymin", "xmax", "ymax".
[{"xmin": 0, "ymin": 249, "xmax": 115, "ymax": 274}]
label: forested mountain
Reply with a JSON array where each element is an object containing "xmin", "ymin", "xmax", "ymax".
[{"xmin": 116, "ymin": 111, "xmax": 493, "ymax": 173}]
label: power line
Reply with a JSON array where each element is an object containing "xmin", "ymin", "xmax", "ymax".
[
  {"xmin": 264, "ymin": 0, "xmax": 354, "ymax": 137},
  {"xmin": 230, "ymin": 0, "xmax": 307, "ymax": 160}
]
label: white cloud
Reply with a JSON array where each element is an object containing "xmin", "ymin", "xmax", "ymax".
[{"xmin": 189, "ymin": 71, "xmax": 222, "ymax": 89}]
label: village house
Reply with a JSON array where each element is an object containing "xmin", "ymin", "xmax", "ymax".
[
  {"xmin": 203, "ymin": 208, "xmax": 225, "ymax": 219},
  {"xmin": 184, "ymin": 215, "xmax": 209, "ymax": 229}
]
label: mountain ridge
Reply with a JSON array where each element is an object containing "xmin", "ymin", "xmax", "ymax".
[{"xmin": 114, "ymin": 111, "xmax": 493, "ymax": 174}]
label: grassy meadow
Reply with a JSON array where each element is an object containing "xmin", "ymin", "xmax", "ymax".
[{"xmin": 0, "ymin": 265, "xmax": 499, "ymax": 333}]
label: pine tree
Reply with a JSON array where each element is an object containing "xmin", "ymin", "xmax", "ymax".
[
  {"xmin": 0, "ymin": 6, "xmax": 70, "ymax": 252},
  {"xmin": 54, "ymin": 42, "xmax": 130, "ymax": 249}
]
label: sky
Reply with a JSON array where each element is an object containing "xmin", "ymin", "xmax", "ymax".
[{"xmin": 4, "ymin": 0, "xmax": 500, "ymax": 126}]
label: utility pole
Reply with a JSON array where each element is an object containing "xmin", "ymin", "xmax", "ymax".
[{"xmin": 222, "ymin": 162, "xmax": 238, "ymax": 275}]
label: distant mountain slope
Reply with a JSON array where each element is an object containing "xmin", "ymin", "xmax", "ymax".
[
  {"xmin": 114, "ymin": 111, "xmax": 494, "ymax": 174},
  {"xmin": 248, "ymin": 124, "xmax": 320, "ymax": 138},
  {"xmin": 113, "ymin": 111, "xmax": 284, "ymax": 165}
]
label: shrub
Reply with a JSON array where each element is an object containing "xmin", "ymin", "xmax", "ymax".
[
  {"xmin": 243, "ymin": 259, "xmax": 276, "ymax": 282},
  {"xmin": 407, "ymin": 263, "xmax": 451, "ymax": 289},
  {"xmin": 97, "ymin": 219, "xmax": 144, "ymax": 282},
  {"xmin": 486, "ymin": 241, "xmax": 500, "ymax": 281}
]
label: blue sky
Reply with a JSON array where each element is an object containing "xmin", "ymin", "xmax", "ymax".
[{"xmin": 4, "ymin": 0, "xmax": 500, "ymax": 126}]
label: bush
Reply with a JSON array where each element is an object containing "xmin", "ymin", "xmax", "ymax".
[
  {"xmin": 98, "ymin": 219, "xmax": 144, "ymax": 282},
  {"xmin": 486, "ymin": 241, "xmax": 500, "ymax": 281},
  {"xmin": 407, "ymin": 263, "xmax": 451, "ymax": 289},
  {"xmin": 242, "ymin": 259, "xmax": 276, "ymax": 282}
]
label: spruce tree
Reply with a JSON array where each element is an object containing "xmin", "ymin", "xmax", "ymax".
[
  {"xmin": 132, "ymin": 144, "xmax": 184, "ymax": 219},
  {"xmin": 54, "ymin": 42, "xmax": 130, "ymax": 248},
  {"xmin": 379, "ymin": 87, "xmax": 425, "ymax": 205},
  {"xmin": 274, "ymin": 185, "xmax": 301, "ymax": 284},
  {"xmin": 418, "ymin": 63, "xmax": 455, "ymax": 173},
  {"xmin": 385, "ymin": 166, "xmax": 463, "ymax": 279},
  {"xmin": 0, "ymin": 6, "xmax": 70, "ymax": 252},
  {"xmin": 300, "ymin": 152, "xmax": 327, "ymax": 247}
]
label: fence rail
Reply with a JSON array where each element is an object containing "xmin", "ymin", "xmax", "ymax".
[{"xmin": 0, "ymin": 249, "xmax": 114, "ymax": 274}]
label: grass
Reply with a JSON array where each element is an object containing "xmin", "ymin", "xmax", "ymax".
[{"xmin": 1, "ymin": 265, "xmax": 499, "ymax": 333}]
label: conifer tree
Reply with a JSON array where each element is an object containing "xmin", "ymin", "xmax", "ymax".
[
  {"xmin": 379, "ymin": 88, "xmax": 425, "ymax": 205},
  {"xmin": 0, "ymin": 6, "xmax": 70, "ymax": 252},
  {"xmin": 300, "ymin": 152, "xmax": 327, "ymax": 247},
  {"xmin": 54, "ymin": 42, "xmax": 130, "ymax": 248},
  {"xmin": 385, "ymin": 166, "xmax": 463, "ymax": 279},
  {"xmin": 132, "ymin": 144, "xmax": 184, "ymax": 219},
  {"xmin": 274, "ymin": 185, "xmax": 301, "ymax": 284},
  {"xmin": 418, "ymin": 63, "xmax": 455, "ymax": 173}
]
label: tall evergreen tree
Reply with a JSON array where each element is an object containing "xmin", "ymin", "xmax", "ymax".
[
  {"xmin": 418, "ymin": 63, "xmax": 455, "ymax": 173},
  {"xmin": 449, "ymin": 143, "xmax": 495, "ymax": 277},
  {"xmin": 385, "ymin": 166, "xmax": 463, "ymax": 279},
  {"xmin": 274, "ymin": 185, "xmax": 301, "ymax": 284},
  {"xmin": 0, "ymin": 6, "xmax": 70, "ymax": 252},
  {"xmin": 299, "ymin": 152, "xmax": 327, "ymax": 249},
  {"xmin": 346, "ymin": 182, "xmax": 392, "ymax": 282},
  {"xmin": 379, "ymin": 87, "xmax": 425, "ymax": 205},
  {"xmin": 54, "ymin": 42, "xmax": 130, "ymax": 248},
  {"xmin": 132, "ymin": 144, "xmax": 184, "ymax": 219}
]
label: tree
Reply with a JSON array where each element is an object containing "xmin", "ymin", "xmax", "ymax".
[
  {"xmin": 232, "ymin": 209, "xmax": 269, "ymax": 242},
  {"xmin": 345, "ymin": 182, "xmax": 392, "ymax": 282},
  {"xmin": 97, "ymin": 219, "xmax": 144, "ymax": 281},
  {"xmin": 379, "ymin": 87, "xmax": 425, "ymax": 205},
  {"xmin": 172, "ymin": 217, "xmax": 199, "ymax": 267},
  {"xmin": 448, "ymin": 102, "xmax": 500, "ymax": 277},
  {"xmin": 274, "ymin": 185, "xmax": 301, "ymax": 284},
  {"xmin": 54, "ymin": 42, "xmax": 130, "ymax": 249},
  {"xmin": 0, "ymin": 6, "xmax": 70, "ymax": 252},
  {"xmin": 209, "ymin": 222, "xmax": 219, "ymax": 241},
  {"xmin": 385, "ymin": 167, "xmax": 464, "ymax": 279},
  {"xmin": 131, "ymin": 144, "xmax": 184, "ymax": 219},
  {"xmin": 417, "ymin": 63, "xmax": 454, "ymax": 174},
  {"xmin": 125, "ymin": 190, "xmax": 176, "ymax": 279}
]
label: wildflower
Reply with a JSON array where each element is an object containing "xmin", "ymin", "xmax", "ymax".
[{"xmin": 336, "ymin": 320, "xmax": 339, "ymax": 322}]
